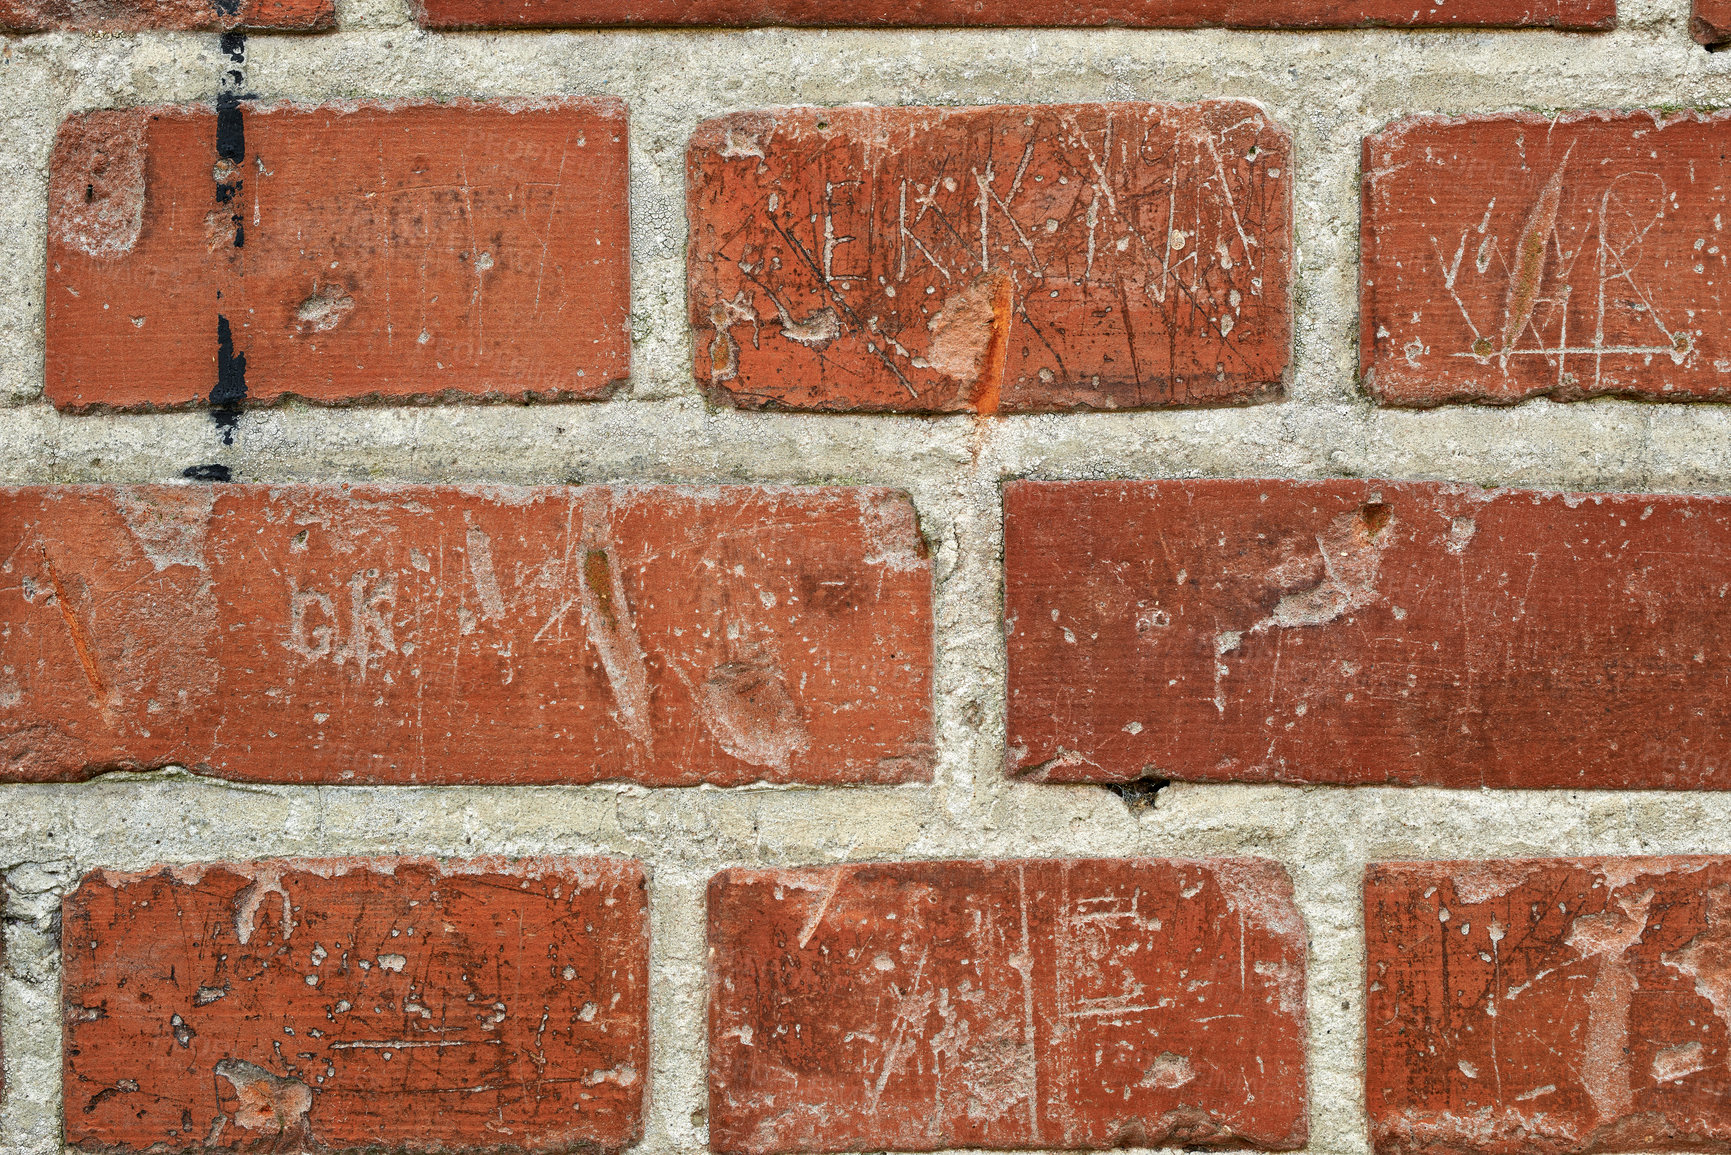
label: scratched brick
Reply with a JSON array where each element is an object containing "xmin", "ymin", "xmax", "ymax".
[
  {"xmin": 63, "ymin": 857, "xmax": 646, "ymax": 1154},
  {"xmin": 1694, "ymin": 0, "xmax": 1731, "ymax": 43},
  {"xmin": 0, "ymin": 484, "xmax": 933, "ymax": 786},
  {"xmin": 1004, "ymin": 480, "xmax": 1731, "ymax": 789},
  {"xmin": 708, "ymin": 858, "xmax": 1309, "ymax": 1155},
  {"xmin": 1362, "ymin": 111, "xmax": 1731, "ymax": 406},
  {"xmin": 416, "ymin": 0, "xmax": 1611, "ymax": 30},
  {"xmin": 1367, "ymin": 857, "xmax": 1731, "ymax": 1155},
  {"xmin": 0, "ymin": 0, "xmax": 330, "ymax": 31},
  {"xmin": 686, "ymin": 103, "xmax": 1293, "ymax": 413},
  {"xmin": 46, "ymin": 99, "xmax": 628, "ymax": 415}
]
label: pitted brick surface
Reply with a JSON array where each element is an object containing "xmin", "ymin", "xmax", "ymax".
[
  {"xmin": 1005, "ymin": 479, "xmax": 1731, "ymax": 789},
  {"xmin": 1362, "ymin": 111, "xmax": 1731, "ymax": 406},
  {"xmin": 687, "ymin": 103, "xmax": 1293, "ymax": 413},
  {"xmin": 62, "ymin": 857, "xmax": 648, "ymax": 1154},
  {"xmin": 47, "ymin": 100, "xmax": 629, "ymax": 413},
  {"xmin": 0, "ymin": 484, "xmax": 934, "ymax": 786},
  {"xmin": 417, "ymin": 0, "xmax": 1611, "ymax": 30},
  {"xmin": 707, "ymin": 857, "xmax": 1308, "ymax": 1154},
  {"xmin": 1368, "ymin": 857, "xmax": 1731, "ymax": 1155}
]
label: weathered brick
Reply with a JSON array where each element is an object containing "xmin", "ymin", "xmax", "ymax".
[
  {"xmin": 1367, "ymin": 857, "xmax": 1731, "ymax": 1155},
  {"xmin": 417, "ymin": 0, "xmax": 1610, "ymax": 30},
  {"xmin": 46, "ymin": 99, "xmax": 628, "ymax": 414},
  {"xmin": 1362, "ymin": 111, "xmax": 1731, "ymax": 405},
  {"xmin": 687, "ymin": 103, "xmax": 1292, "ymax": 413},
  {"xmin": 1694, "ymin": 0, "xmax": 1731, "ymax": 43},
  {"xmin": 708, "ymin": 858, "xmax": 1308, "ymax": 1155},
  {"xmin": 0, "ymin": 484, "xmax": 933, "ymax": 785},
  {"xmin": 0, "ymin": 0, "xmax": 330, "ymax": 31},
  {"xmin": 1004, "ymin": 480, "xmax": 1731, "ymax": 789},
  {"xmin": 63, "ymin": 857, "xmax": 646, "ymax": 1154}
]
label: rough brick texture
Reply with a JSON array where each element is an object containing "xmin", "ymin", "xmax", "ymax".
[
  {"xmin": 1363, "ymin": 110, "xmax": 1731, "ymax": 406},
  {"xmin": 417, "ymin": 0, "xmax": 1611, "ymax": 30},
  {"xmin": 0, "ymin": 0, "xmax": 330, "ymax": 31},
  {"xmin": 687, "ymin": 103, "xmax": 1292, "ymax": 413},
  {"xmin": 63, "ymin": 857, "xmax": 647, "ymax": 1154},
  {"xmin": 1367, "ymin": 857, "xmax": 1731, "ymax": 1155},
  {"xmin": 46, "ymin": 99, "xmax": 628, "ymax": 414},
  {"xmin": 0, "ymin": 484, "xmax": 933, "ymax": 786},
  {"xmin": 1694, "ymin": 0, "xmax": 1731, "ymax": 43},
  {"xmin": 707, "ymin": 858, "xmax": 1308, "ymax": 1154},
  {"xmin": 1004, "ymin": 479, "xmax": 1731, "ymax": 789}
]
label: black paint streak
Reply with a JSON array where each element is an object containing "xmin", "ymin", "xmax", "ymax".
[
  {"xmin": 215, "ymin": 90, "xmax": 246, "ymax": 163},
  {"xmin": 1103, "ymin": 776, "xmax": 1170, "ymax": 813},
  {"xmin": 210, "ymin": 315, "xmax": 247, "ymax": 444},
  {"xmin": 181, "ymin": 464, "xmax": 233, "ymax": 482}
]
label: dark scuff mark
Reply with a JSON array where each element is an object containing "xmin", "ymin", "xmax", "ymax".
[
  {"xmin": 211, "ymin": 315, "xmax": 247, "ymax": 444},
  {"xmin": 1103, "ymin": 775, "xmax": 1170, "ymax": 813},
  {"xmin": 182, "ymin": 464, "xmax": 232, "ymax": 482}
]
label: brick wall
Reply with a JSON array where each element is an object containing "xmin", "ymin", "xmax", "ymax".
[{"xmin": 4, "ymin": 0, "xmax": 1731, "ymax": 1152}]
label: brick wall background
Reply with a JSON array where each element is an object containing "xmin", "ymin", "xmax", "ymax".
[{"xmin": 6, "ymin": 1, "xmax": 1731, "ymax": 1152}]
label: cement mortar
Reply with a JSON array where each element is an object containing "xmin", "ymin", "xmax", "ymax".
[{"xmin": 4, "ymin": 1, "xmax": 1731, "ymax": 1151}]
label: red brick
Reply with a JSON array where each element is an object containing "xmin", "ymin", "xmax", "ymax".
[
  {"xmin": 417, "ymin": 0, "xmax": 1610, "ymax": 30},
  {"xmin": 686, "ymin": 103, "xmax": 1292, "ymax": 413},
  {"xmin": 46, "ymin": 99, "xmax": 628, "ymax": 414},
  {"xmin": 1362, "ymin": 111, "xmax": 1731, "ymax": 406},
  {"xmin": 0, "ymin": 0, "xmax": 330, "ymax": 31},
  {"xmin": 1694, "ymin": 0, "xmax": 1731, "ymax": 43},
  {"xmin": 707, "ymin": 857, "xmax": 1308, "ymax": 1155},
  {"xmin": 63, "ymin": 856, "xmax": 646, "ymax": 1154},
  {"xmin": 1004, "ymin": 480, "xmax": 1731, "ymax": 789},
  {"xmin": 1367, "ymin": 857, "xmax": 1731, "ymax": 1155},
  {"xmin": 0, "ymin": 484, "xmax": 933, "ymax": 786}
]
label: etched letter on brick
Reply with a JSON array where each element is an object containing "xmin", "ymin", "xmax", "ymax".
[
  {"xmin": 416, "ymin": 0, "xmax": 1610, "ymax": 31},
  {"xmin": 47, "ymin": 99, "xmax": 629, "ymax": 413},
  {"xmin": 1363, "ymin": 111, "xmax": 1731, "ymax": 405},
  {"xmin": 1005, "ymin": 480, "xmax": 1731, "ymax": 789},
  {"xmin": 687, "ymin": 103, "xmax": 1292, "ymax": 413},
  {"xmin": 1368, "ymin": 857, "xmax": 1731, "ymax": 1155},
  {"xmin": 0, "ymin": 484, "xmax": 933, "ymax": 786},
  {"xmin": 708, "ymin": 858, "xmax": 1308, "ymax": 1155},
  {"xmin": 63, "ymin": 857, "xmax": 647, "ymax": 1154}
]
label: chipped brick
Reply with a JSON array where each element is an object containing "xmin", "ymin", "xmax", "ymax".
[
  {"xmin": 1004, "ymin": 480, "xmax": 1731, "ymax": 789},
  {"xmin": 46, "ymin": 99, "xmax": 629, "ymax": 413},
  {"xmin": 0, "ymin": 484, "xmax": 933, "ymax": 786},
  {"xmin": 1363, "ymin": 111, "xmax": 1731, "ymax": 405},
  {"xmin": 1368, "ymin": 857, "xmax": 1731, "ymax": 1155},
  {"xmin": 63, "ymin": 857, "xmax": 647, "ymax": 1154},
  {"xmin": 1694, "ymin": 0, "xmax": 1731, "ymax": 44},
  {"xmin": 687, "ymin": 103, "xmax": 1293, "ymax": 413},
  {"xmin": 708, "ymin": 858, "xmax": 1308, "ymax": 1154}
]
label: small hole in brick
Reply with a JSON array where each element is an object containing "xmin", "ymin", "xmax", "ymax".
[{"xmin": 1103, "ymin": 776, "xmax": 1169, "ymax": 813}]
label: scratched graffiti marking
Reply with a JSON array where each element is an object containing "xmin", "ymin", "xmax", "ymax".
[
  {"xmin": 46, "ymin": 99, "xmax": 629, "ymax": 412},
  {"xmin": 687, "ymin": 102, "xmax": 1293, "ymax": 413},
  {"xmin": 0, "ymin": 484, "xmax": 934, "ymax": 786},
  {"xmin": 1004, "ymin": 480, "xmax": 1731, "ymax": 790},
  {"xmin": 1368, "ymin": 858, "xmax": 1731, "ymax": 1155},
  {"xmin": 707, "ymin": 858, "xmax": 1308, "ymax": 1155},
  {"xmin": 63, "ymin": 857, "xmax": 647, "ymax": 1154},
  {"xmin": 1363, "ymin": 111, "xmax": 1731, "ymax": 405}
]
